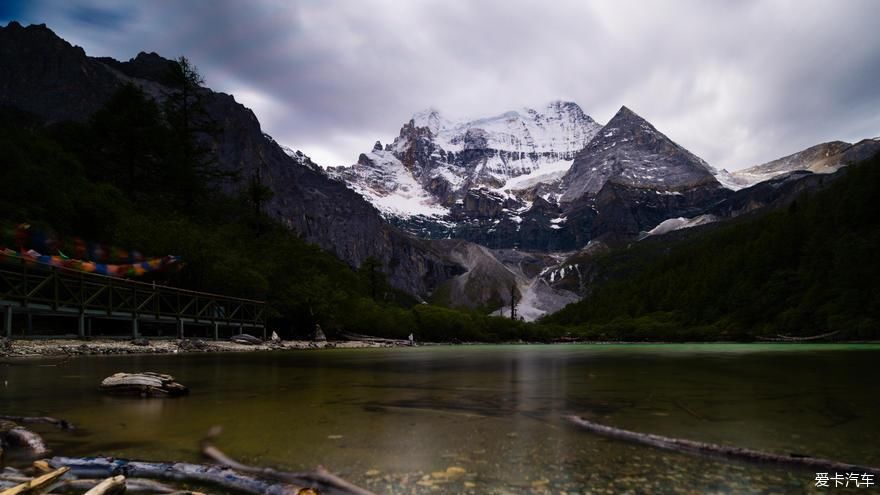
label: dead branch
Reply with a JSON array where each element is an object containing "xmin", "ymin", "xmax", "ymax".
[
  {"xmin": 0, "ymin": 466, "xmax": 68, "ymax": 495},
  {"xmin": 200, "ymin": 428, "xmax": 376, "ymax": 495},
  {"xmin": 82, "ymin": 475, "xmax": 125, "ymax": 495},
  {"xmin": 566, "ymin": 415, "xmax": 880, "ymax": 476}
]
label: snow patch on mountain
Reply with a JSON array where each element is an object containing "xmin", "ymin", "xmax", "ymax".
[
  {"xmin": 718, "ymin": 140, "xmax": 880, "ymax": 190},
  {"xmin": 712, "ymin": 169, "xmax": 748, "ymax": 190},
  {"xmin": 491, "ymin": 157, "xmax": 573, "ymax": 195},
  {"xmin": 640, "ymin": 214, "xmax": 718, "ymax": 239},
  {"xmin": 332, "ymin": 150, "xmax": 450, "ymax": 219}
]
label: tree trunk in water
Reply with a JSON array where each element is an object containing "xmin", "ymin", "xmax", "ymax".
[{"xmin": 565, "ymin": 415, "xmax": 880, "ymax": 476}]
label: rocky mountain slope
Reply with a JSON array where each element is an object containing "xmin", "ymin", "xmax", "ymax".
[
  {"xmin": 0, "ymin": 21, "xmax": 464, "ymax": 297},
  {"xmin": 717, "ymin": 139, "xmax": 880, "ymax": 189},
  {"xmin": 559, "ymin": 106, "xmax": 722, "ymax": 202},
  {"xmin": 330, "ymin": 102, "xmax": 603, "ymax": 249},
  {"xmin": 335, "ymin": 103, "xmax": 732, "ymax": 250}
]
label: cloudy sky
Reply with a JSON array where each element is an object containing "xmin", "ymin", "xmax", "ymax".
[{"xmin": 3, "ymin": 0, "xmax": 879, "ymax": 170}]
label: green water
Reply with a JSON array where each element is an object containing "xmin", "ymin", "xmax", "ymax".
[{"xmin": 2, "ymin": 344, "xmax": 879, "ymax": 494}]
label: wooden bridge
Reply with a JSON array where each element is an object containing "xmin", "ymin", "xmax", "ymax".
[{"xmin": 0, "ymin": 262, "xmax": 266, "ymax": 339}]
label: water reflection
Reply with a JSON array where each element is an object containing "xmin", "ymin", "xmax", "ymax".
[{"xmin": 2, "ymin": 344, "xmax": 879, "ymax": 493}]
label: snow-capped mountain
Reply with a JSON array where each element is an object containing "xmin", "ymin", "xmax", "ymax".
[
  {"xmin": 330, "ymin": 101, "xmax": 601, "ymax": 221},
  {"xmin": 333, "ymin": 101, "xmax": 875, "ymax": 253},
  {"xmin": 332, "ymin": 102, "xmax": 732, "ymax": 250}
]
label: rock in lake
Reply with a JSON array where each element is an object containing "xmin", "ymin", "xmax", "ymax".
[{"xmin": 100, "ymin": 372, "xmax": 189, "ymax": 397}]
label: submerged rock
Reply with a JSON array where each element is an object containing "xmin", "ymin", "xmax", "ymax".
[{"xmin": 0, "ymin": 420, "xmax": 50, "ymax": 457}]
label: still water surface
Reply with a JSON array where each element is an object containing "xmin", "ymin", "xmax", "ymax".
[{"xmin": 3, "ymin": 344, "xmax": 880, "ymax": 494}]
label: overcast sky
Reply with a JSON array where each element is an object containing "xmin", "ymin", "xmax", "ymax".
[{"xmin": 3, "ymin": 0, "xmax": 879, "ymax": 170}]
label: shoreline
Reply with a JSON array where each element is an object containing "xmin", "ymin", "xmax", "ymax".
[
  {"xmin": 0, "ymin": 337, "xmax": 411, "ymax": 358},
  {"xmin": 2, "ymin": 338, "xmax": 877, "ymax": 359}
]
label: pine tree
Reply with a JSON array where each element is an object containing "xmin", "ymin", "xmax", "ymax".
[{"xmin": 163, "ymin": 56, "xmax": 236, "ymax": 205}]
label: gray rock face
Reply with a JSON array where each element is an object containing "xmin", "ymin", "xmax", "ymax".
[
  {"xmin": 0, "ymin": 22, "xmax": 120, "ymax": 122},
  {"xmin": 0, "ymin": 21, "xmax": 464, "ymax": 297},
  {"xmin": 560, "ymin": 106, "xmax": 722, "ymax": 203}
]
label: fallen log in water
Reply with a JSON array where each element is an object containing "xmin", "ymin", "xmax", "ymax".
[
  {"xmin": 201, "ymin": 429, "xmax": 376, "ymax": 495},
  {"xmin": 566, "ymin": 415, "xmax": 880, "ymax": 476},
  {"xmin": 0, "ymin": 420, "xmax": 49, "ymax": 458},
  {"xmin": 339, "ymin": 333, "xmax": 408, "ymax": 345},
  {"xmin": 0, "ymin": 416, "xmax": 74, "ymax": 431},
  {"xmin": 229, "ymin": 334, "xmax": 262, "ymax": 346},
  {"xmin": 49, "ymin": 457, "xmax": 303, "ymax": 495},
  {"xmin": 99, "ymin": 372, "xmax": 188, "ymax": 397}
]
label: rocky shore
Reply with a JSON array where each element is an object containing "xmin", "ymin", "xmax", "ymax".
[{"xmin": 0, "ymin": 337, "xmax": 409, "ymax": 358}]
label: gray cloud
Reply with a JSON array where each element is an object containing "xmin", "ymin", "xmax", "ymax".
[{"xmin": 9, "ymin": 0, "xmax": 880, "ymax": 170}]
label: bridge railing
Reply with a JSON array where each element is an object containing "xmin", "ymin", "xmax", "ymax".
[{"xmin": 0, "ymin": 261, "xmax": 266, "ymax": 338}]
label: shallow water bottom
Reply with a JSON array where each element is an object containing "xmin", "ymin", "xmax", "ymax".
[{"xmin": 3, "ymin": 343, "xmax": 879, "ymax": 494}]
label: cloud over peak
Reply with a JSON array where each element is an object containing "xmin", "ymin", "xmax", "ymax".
[{"xmin": 4, "ymin": 0, "xmax": 880, "ymax": 170}]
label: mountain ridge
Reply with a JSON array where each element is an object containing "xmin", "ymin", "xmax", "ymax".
[{"xmin": 0, "ymin": 21, "xmax": 466, "ymax": 297}]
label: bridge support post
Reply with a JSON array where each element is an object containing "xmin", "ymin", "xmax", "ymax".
[
  {"xmin": 27, "ymin": 313, "xmax": 33, "ymax": 334},
  {"xmin": 77, "ymin": 312, "xmax": 85, "ymax": 338},
  {"xmin": 132, "ymin": 317, "xmax": 139, "ymax": 339},
  {"xmin": 213, "ymin": 322, "xmax": 219, "ymax": 341},
  {"xmin": 3, "ymin": 306, "xmax": 11, "ymax": 338},
  {"xmin": 177, "ymin": 319, "xmax": 184, "ymax": 339}
]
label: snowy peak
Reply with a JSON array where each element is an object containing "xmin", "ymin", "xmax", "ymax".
[
  {"xmin": 337, "ymin": 101, "xmax": 605, "ymax": 221},
  {"xmin": 407, "ymin": 101, "xmax": 602, "ymax": 155},
  {"xmin": 560, "ymin": 105, "xmax": 719, "ymax": 202},
  {"xmin": 597, "ymin": 105, "xmax": 666, "ymax": 142},
  {"xmin": 411, "ymin": 107, "xmax": 451, "ymax": 136}
]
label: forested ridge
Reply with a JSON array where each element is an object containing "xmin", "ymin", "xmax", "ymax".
[
  {"xmin": 544, "ymin": 154, "xmax": 880, "ymax": 340},
  {"xmin": 0, "ymin": 74, "xmax": 535, "ymax": 341}
]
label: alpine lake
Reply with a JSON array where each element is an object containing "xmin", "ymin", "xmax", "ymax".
[{"xmin": 3, "ymin": 343, "xmax": 879, "ymax": 494}]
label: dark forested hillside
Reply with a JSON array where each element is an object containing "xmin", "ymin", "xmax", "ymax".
[
  {"xmin": 0, "ymin": 94, "xmax": 533, "ymax": 341},
  {"xmin": 544, "ymin": 154, "xmax": 880, "ymax": 340}
]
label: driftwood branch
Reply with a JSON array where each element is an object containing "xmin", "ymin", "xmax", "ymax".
[
  {"xmin": 0, "ymin": 466, "xmax": 68, "ymax": 495},
  {"xmin": 53, "ymin": 477, "xmax": 182, "ymax": 494},
  {"xmin": 229, "ymin": 334, "xmax": 262, "ymax": 345},
  {"xmin": 200, "ymin": 428, "xmax": 376, "ymax": 495},
  {"xmin": 566, "ymin": 415, "xmax": 880, "ymax": 476},
  {"xmin": 83, "ymin": 475, "xmax": 126, "ymax": 495},
  {"xmin": 0, "ymin": 416, "xmax": 74, "ymax": 430}
]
